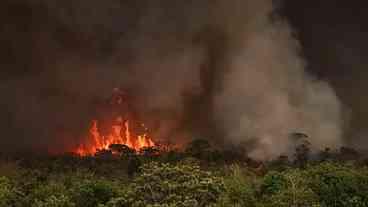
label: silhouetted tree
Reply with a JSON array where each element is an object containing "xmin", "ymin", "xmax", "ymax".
[
  {"xmin": 185, "ymin": 139, "xmax": 211, "ymax": 159},
  {"xmin": 156, "ymin": 140, "xmax": 176, "ymax": 153},
  {"xmin": 269, "ymin": 155, "xmax": 290, "ymax": 171},
  {"xmin": 293, "ymin": 139, "xmax": 311, "ymax": 168},
  {"xmin": 339, "ymin": 147, "xmax": 360, "ymax": 161},
  {"xmin": 108, "ymin": 144, "xmax": 135, "ymax": 157},
  {"xmin": 95, "ymin": 149, "xmax": 113, "ymax": 160},
  {"xmin": 318, "ymin": 147, "xmax": 333, "ymax": 162},
  {"xmin": 139, "ymin": 146, "xmax": 160, "ymax": 158},
  {"xmin": 290, "ymin": 132, "xmax": 309, "ymax": 140}
]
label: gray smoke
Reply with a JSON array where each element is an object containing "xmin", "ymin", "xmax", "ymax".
[
  {"xmin": 212, "ymin": 0, "xmax": 343, "ymax": 159},
  {"xmin": 0, "ymin": 0, "xmax": 344, "ymax": 159}
]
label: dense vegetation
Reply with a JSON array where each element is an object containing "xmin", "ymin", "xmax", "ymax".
[{"xmin": 1, "ymin": 139, "xmax": 368, "ymax": 207}]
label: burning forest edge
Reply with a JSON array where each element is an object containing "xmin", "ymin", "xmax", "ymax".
[
  {"xmin": 74, "ymin": 119, "xmax": 155, "ymax": 156},
  {"xmin": 0, "ymin": 88, "xmax": 365, "ymax": 206},
  {"xmin": 2, "ymin": 88, "xmax": 360, "ymax": 165},
  {"xmin": 69, "ymin": 88, "xmax": 157, "ymax": 156},
  {"xmin": 1, "ymin": 136, "xmax": 368, "ymax": 207},
  {"xmin": 44, "ymin": 88, "xmax": 353, "ymax": 162},
  {"xmin": 1, "ymin": 0, "xmax": 367, "ymax": 205}
]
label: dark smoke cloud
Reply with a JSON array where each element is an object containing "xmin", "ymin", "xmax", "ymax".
[
  {"xmin": 283, "ymin": 0, "xmax": 368, "ymax": 153},
  {"xmin": 208, "ymin": 0, "xmax": 343, "ymax": 159},
  {"xmin": 0, "ymin": 0, "xmax": 344, "ymax": 159}
]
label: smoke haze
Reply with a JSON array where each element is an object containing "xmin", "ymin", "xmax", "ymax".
[
  {"xmin": 211, "ymin": 0, "xmax": 343, "ymax": 159},
  {"xmin": 0, "ymin": 0, "xmax": 344, "ymax": 159}
]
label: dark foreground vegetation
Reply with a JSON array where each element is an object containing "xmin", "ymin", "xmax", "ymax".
[{"xmin": 1, "ymin": 139, "xmax": 368, "ymax": 207}]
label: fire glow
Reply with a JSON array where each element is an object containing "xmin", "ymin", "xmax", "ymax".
[
  {"xmin": 74, "ymin": 118, "xmax": 155, "ymax": 156},
  {"xmin": 73, "ymin": 89, "xmax": 155, "ymax": 156}
]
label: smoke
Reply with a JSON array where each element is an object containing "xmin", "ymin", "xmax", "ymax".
[
  {"xmin": 211, "ymin": 0, "xmax": 343, "ymax": 159},
  {"xmin": 0, "ymin": 0, "xmax": 344, "ymax": 159}
]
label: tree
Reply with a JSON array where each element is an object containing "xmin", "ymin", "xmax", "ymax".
[
  {"xmin": 108, "ymin": 144, "xmax": 136, "ymax": 157},
  {"xmin": 71, "ymin": 180, "xmax": 117, "ymax": 207},
  {"xmin": 95, "ymin": 149, "xmax": 113, "ymax": 159},
  {"xmin": 307, "ymin": 162, "xmax": 368, "ymax": 206},
  {"xmin": 318, "ymin": 148, "xmax": 333, "ymax": 162},
  {"xmin": 217, "ymin": 165, "xmax": 258, "ymax": 207},
  {"xmin": 139, "ymin": 146, "xmax": 160, "ymax": 158},
  {"xmin": 268, "ymin": 155, "xmax": 290, "ymax": 171},
  {"xmin": 293, "ymin": 139, "xmax": 311, "ymax": 168},
  {"xmin": 261, "ymin": 170, "xmax": 320, "ymax": 207},
  {"xmin": 338, "ymin": 147, "xmax": 361, "ymax": 161},
  {"xmin": 110, "ymin": 162, "xmax": 224, "ymax": 207},
  {"xmin": 185, "ymin": 139, "xmax": 211, "ymax": 159}
]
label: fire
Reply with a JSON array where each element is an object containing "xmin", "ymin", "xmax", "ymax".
[
  {"xmin": 74, "ymin": 88, "xmax": 155, "ymax": 156},
  {"xmin": 75, "ymin": 118, "xmax": 155, "ymax": 156}
]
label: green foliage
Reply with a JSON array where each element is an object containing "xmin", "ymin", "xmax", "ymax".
[
  {"xmin": 2, "ymin": 149, "xmax": 368, "ymax": 207},
  {"xmin": 0, "ymin": 176, "xmax": 15, "ymax": 207},
  {"xmin": 102, "ymin": 197, "xmax": 129, "ymax": 207},
  {"xmin": 71, "ymin": 180, "xmax": 117, "ymax": 207},
  {"xmin": 33, "ymin": 195, "xmax": 75, "ymax": 207},
  {"xmin": 216, "ymin": 165, "xmax": 257, "ymax": 207},
  {"xmin": 29, "ymin": 182, "xmax": 69, "ymax": 202},
  {"xmin": 261, "ymin": 169, "xmax": 320, "ymax": 207},
  {"xmin": 117, "ymin": 162, "xmax": 224, "ymax": 207},
  {"xmin": 261, "ymin": 171, "xmax": 287, "ymax": 195},
  {"xmin": 127, "ymin": 156, "xmax": 142, "ymax": 177},
  {"xmin": 307, "ymin": 162, "xmax": 368, "ymax": 206}
]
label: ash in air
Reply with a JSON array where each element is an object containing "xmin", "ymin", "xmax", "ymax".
[{"xmin": 0, "ymin": 0, "xmax": 343, "ymax": 160}]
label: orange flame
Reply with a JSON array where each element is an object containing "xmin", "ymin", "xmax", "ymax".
[{"xmin": 75, "ymin": 117, "xmax": 155, "ymax": 156}]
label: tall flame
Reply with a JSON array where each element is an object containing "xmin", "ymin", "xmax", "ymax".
[{"xmin": 75, "ymin": 117, "xmax": 155, "ymax": 156}]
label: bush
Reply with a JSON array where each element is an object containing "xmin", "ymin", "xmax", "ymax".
[
  {"xmin": 216, "ymin": 165, "xmax": 258, "ymax": 207},
  {"xmin": 261, "ymin": 171, "xmax": 287, "ymax": 195},
  {"xmin": 307, "ymin": 162, "xmax": 368, "ymax": 206},
  {"xmin": 111, "ymin": 162, "xmax": 224, "ymax": 207},
  {"xmin": 71, "ymin": 180, "xmax": 117, "ymax": 207},
  {"xmin": 29, "ymin": 182, "xmax": 69, "ymax": 202},
  {"xmin": 0, "ymin": 176, "xmax": 15, "ymax": 207},
  {"xmin": 261, "ymin": 169, "xmax": 320, "ymax": 207},
  {"xmin": 33, "ymin": 195, "xmax": 75, "ymax": 207}
]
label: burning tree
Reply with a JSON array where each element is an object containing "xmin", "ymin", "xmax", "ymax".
[{"xmin": 74, "ymin": 88, "xmax": 155, "ymax": 156}]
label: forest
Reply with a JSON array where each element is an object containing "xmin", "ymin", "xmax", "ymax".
[
  {"xmin": 1, "ymin": 0, "xmax": 368, "ymax": 206},
  {"xmin": 1, "ymin": 138, "xmax": 368, "ymax": 207}
]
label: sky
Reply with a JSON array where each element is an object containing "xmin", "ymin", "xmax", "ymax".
[{"xmin": 0, "ymin": 0, "xmax": 367, "ymax": 154}]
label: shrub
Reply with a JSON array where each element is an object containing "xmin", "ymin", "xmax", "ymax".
[
  {"xmin": 29, "ymin": 182, "xmax": 69, "ymax": 202},
  {"xmin": 0, "ymin": 176, "xmax": 14, "ymax": 207},
  {"xmin": 33, "ymin": 195, "xmax": 75, "ymax": 207},
  {"xmin": 261, "ymin": 169, "xmax": 320, "ymax": 207},
  {"xmin": 216, "ymin": 165, "xmax": 258, "ymax": 207},
  {"xmin": 261, "ymin": 171, "xmax": 287, "ymax": 195},
  {"xmin": 71, "ymin": 180, "xmax": 117, "ymax": 207},
  {"xmin": 307, "ymin": 162, "xmax": 368, "ymax": 206},
  {"xmin": 112, "ymin": 162, "xmax": 224, "ymax": 207}
]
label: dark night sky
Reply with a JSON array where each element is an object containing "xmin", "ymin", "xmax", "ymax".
[{"xmin": 1, "ymin": 0, "xmax": 368, "ymax": 151}]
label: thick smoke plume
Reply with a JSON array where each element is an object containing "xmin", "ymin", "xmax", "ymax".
[
  {"xmin": 211, "ymin": 0, "xmax": 343, "ymax": 159},
  {"xmin": 0, "ymin": 0, "xmax": 343, "ymax": 159}
]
